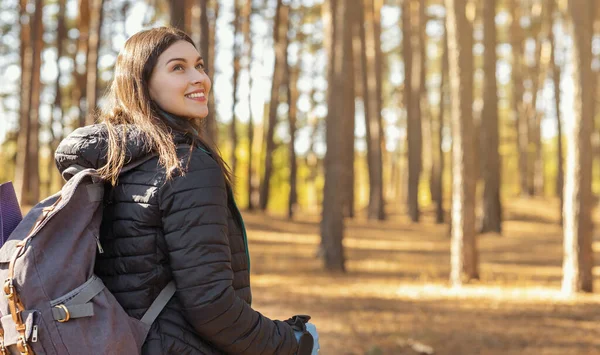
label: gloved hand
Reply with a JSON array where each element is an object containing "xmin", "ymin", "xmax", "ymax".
[{"xmin": 294, "ymin": 323, "xmax": 319, "ymax": 355}]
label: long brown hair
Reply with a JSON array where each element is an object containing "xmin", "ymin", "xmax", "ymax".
[{"xmin": 97, "ymin": 26, "xmax": 233, "ymax": 187}]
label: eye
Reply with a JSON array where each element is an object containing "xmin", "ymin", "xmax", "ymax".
[
  {"xmin": 173, "ymin": 64, "xmax": 184, "ymax": 71},
  {"xmin": 196, "ymin": 63, "xmax": 207, "ymax": 71}
]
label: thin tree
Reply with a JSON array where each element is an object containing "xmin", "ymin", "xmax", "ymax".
[
  {"xmin": 230, "ymin": 0, "xmax": 241, "ymax": 176},
  {"xmin": 404, "ymin": 0, "xmax": 424, "ymax": 222},
  {"xmin": 14, "ymin": 0, "xmax": 43, "ymax": 205},
  {"xmin": 243, "ymin": 0, "xmax": 256, "ymax": 210},
  {"xmin": 14, "ymin": 0, "xmax": 33, "ymax": 205},
  {"xmin": 549, "ymin": 0, "xmax": 563, "ymax": 223},
  {"xmin": 360, "ymin": 0, "xmax": 385, "ymax": 220},
  {"xmin": 445, "ymin": 0, "xmax": 478, "ymax": 285},
  {"xmin": 341, "ymin": 0, "xmax": 356, "ymax": 218},
  {"xmin": 321, "ymin": 0, "xmax": 352, "ymax": 272},
  {"xmin": 47, "ymin": 0, "xmax": 68, "ymax": 194},
  {"xmin": 480, "ymin": 0, "xmax": 502, "ymax": 234},
  {"xmin": 433, "ymin": 28, "xmax": 448, "ymax": 224},
  {"xmin": 199, "ymin": 0, "xmax": 218, "ymax": 140},
  {"xmin": 511, "ymin": 2, "xmax": 529, "ymax": 197},
  {"xmin": 562, "ymin": 0, "xmax": 595, "ymax": 294},
  {"xmin": 170, "ymin": 0, "xmax": 186, "ymax": 31},
  {"xmin": 72, "ymin": 0, "xmax": 90, "ymax": 128},
  {"xmin": 85, "ymin": 0, "xmax": 105, "ymax": 125},
  {"xmin": 286, "ymin": 6, "xmax": 303, "ymax": 219},
  {"xmin": 259, "ymin": 0, "xmax": 289, "ymax": 210}
]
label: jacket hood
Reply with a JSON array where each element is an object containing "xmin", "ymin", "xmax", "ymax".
[{"xmin": 54, "ymin": 124, "xmax": 152, "ymax": 179}]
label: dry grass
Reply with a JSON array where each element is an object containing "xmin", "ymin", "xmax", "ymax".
[{"xmin": 244, "ymin": 197, "xmax": 600, "ymax": 355}]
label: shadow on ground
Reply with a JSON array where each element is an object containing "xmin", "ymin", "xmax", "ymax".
[{"xmin": 243, "ymin": 197, "xmax": 600, "ymax": 355}]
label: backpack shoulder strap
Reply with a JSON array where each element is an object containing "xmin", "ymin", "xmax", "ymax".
[{"xmin": 139, "ymin": 281, "xmax": 176, "ymax": 326}]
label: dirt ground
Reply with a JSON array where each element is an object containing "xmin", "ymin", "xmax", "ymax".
[{"xmin": 243, "ymin": 198, "xmax": 600, "ymax": 355}]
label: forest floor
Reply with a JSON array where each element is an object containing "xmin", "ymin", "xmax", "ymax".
[{"xmin": 244, "ymin": 197, "xmax": 600, "ymax": 355}]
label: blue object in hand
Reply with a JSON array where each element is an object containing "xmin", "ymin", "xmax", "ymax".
[{"xmin": 294, "ymin": 323, "xmax": 320, "ymax": 355}]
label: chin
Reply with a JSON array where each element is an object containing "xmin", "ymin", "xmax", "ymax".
[{"xmin": 192, "ymin": 109, "xmax": 209, "ymax": 119}]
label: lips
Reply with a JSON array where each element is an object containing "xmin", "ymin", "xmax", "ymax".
[{"xmin": 185, "ymin": 90, "xmax": 207, "ymax": 102}]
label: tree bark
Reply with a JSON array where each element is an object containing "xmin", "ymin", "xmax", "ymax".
[
  {"xmin": 528, "ymin": 2, "xmax": 552, "ymax": 196},
  {"xmin": 548, "ymin": 0, "xmax": 563, "ymax": 223},
  {"xmin": 511, "ymin": 1, "xmax": 528, "ymax": 197},
  {"xmin": 480, "ymin": 0, "xmax": 502, "ymax": 234},
  {"xmin": 170, "ymin": 0, "xmax": 186, "ymax": 31},
  {"xmin": 14, "ymin": 0, "xmax": 33, "ymax": 205},
  {"xmin": 259, "ymin": 0, "xmax": 289, "ymax": 211},
  {"xmin": 73, "ymin": 0, "xmax": 90, "ymax": 128},
  {"xmin": 361, "ymin": 0, "xmax": 385, "ymax": 220},
  {"xmin": 199, "ymin": 0, "xmax": 218, "ymax": 140},
  {"xmin": 15, "ymin": 0, "xmax": 43, "ymax": 205},
  {"xmin": 287, "ymin": 63, "xmax": 299, "ymax": 220},
  {"xmin": 562, "ymin": 0, "xmax": 595, "ymax": 294},
  {"xmin": 404, "ymin": 0, "xmax": 423, "ymax": 222},
  {"xmin": 230, "ymin": 0, "xmax": 241, "ymax": 176},
  {"xmin": 341, "ymin": 0, "xmax": 356, "ymax": 218},
  {"xmin": 47, "ymin": 0, "xmax": 68, "ymax": 194},
  {"xmin": 434, "ymin": 28, "xmax": 448, "ymax": 225},
  {"xmin": 242, "ymin": 0, "xmax": 255, "ymax": 210},
  {"xmin": 321, "ymin": 0, "xmax": 349, "ymax": 272},
  {"xmin": 445, "ymin": 0, "xmax": 478, "ymax": 285},
  {"xmin": 85, "ymin": 0, "xmax": 105, "ymax": 125},
  {"xmin": 286, "ymin": 6, "xmax": 300, "ymax": 219}
]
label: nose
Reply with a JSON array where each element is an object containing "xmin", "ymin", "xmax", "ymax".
[{"xmin": 190, "ymin": 69, "xmax": 207, "ymax": 85}]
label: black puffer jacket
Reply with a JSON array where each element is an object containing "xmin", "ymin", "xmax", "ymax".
[{"xmin": 55, "ymin": 124, "xmax": 298, "ymax": 355}]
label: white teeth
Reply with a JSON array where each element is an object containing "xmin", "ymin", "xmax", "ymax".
[{"xmin": 186, "ymin": 92, "xmax": 205, "ymax": 99}]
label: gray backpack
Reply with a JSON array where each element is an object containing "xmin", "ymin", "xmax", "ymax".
[{"xmin": 0, "ymin": 158, "xmax": 174, "ymax": 355}]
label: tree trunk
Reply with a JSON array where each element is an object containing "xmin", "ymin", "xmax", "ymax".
[
  {"xmin": 73, "ymin": 0, "xmax": 90, "ymax": 128},
  {"xmin": 445, "ymin": 0, "xmax": 478, "ymax": 285},
  {"xmin": 15, "ymin": 0, "xmax": 43, "ymax": 206},
  {"xmin": 27, "ymin": 0, "xmax": 43, "ymax": 204},
  {"xmin": 528, "ymin": 3, "xmax": 553, "ymax": 197},
  {"xmin": 170, "ymin": 0, "xmax": 186, "ymax": 31},
  {"xmin": 287, "ymin": 63, "xmax": 299, "ymax": 220},
  {"xmin": 548, "ymin": 0, "xmax": 563, "ymax": 223},
  {"xmin": 199, "ymin": 0, "xmax": 218, "ymax": 140},
  {"xmin": 434, "ymin": 28, "xmax": 448, "ymax": 225},
  {"xmin": 321, "ymin": 0, "xmax": 350, "ymax": 272},
  {"xmin": 47, "ymin": 0, "xmax": 68, "ymax": 194},
  {"xmin": 480, "ymin": 0, "xmax": 502, "ymax": 234},
  {"xmin": 510, "ymin": 1, "xmax": 528, "ymax": 196},
  {"xmin": 286, "ymin": 7, "xmax": 300, "ymax": 219},
  {"xmin": 85, "ymin": 0, "xmax": 105, "ymax": 125},
  {"xmin": 361, "ymin": 0, "xmax": 385, "ymax": 220},
  {"xmin": 562, "ymin": 0, "xmax": 595, "ymax": 294},
  {"xmin": 341, "ymin": 0, "xmax": 356, "ymax": 218},
  {"xmin": 14, "ymin": 0, "xmax": 33, "ymax": 205},
  {"xmin": 404, "ymin": 0, "xmax": 423, "ymax": 222},
  {"xmin": 230, "ymin": 0, "xmax": 241, "ymax": 177},
  {"xmin": 259, "ymin": 0, "xmax": 289, "ymax": 211},
  {"xmin": 243, "ymin": 0, "xmax": 255, "ymax": 210}
]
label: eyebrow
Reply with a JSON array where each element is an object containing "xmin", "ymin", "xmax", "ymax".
[{"xmin": 165, "ymin": 56, "xmax": 203, "ymax": 66}]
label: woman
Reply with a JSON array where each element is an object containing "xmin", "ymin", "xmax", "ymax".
[{"xmin": 55, "ymin": 27, "xmax": 319, "ymax": 354}]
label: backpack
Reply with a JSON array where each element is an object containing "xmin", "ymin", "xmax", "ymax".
[{"xmin": 0, "ymin": 156, "xmax": 174, "ymax": 355}]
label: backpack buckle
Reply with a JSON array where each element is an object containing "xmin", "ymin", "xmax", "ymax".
[
  {"xmin": 3, "ymin": 279, "xmax": 13, "ymax": 299},
  {"xmin": 16, "ymin": 336, "xmax": 31, "ymax": 354},
  {"xmin": 54, "ymin": 305, "xmax": 70, "ymax": 323}
]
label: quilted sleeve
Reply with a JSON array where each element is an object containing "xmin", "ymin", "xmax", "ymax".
[{"xmin": 158, "ymin": 148, "xmax": 298, "ymax": 355}]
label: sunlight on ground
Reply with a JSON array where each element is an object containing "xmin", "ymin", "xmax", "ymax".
[{"xmin": 244, "ymin": 197, "xmax": 600, "ymax": 354}]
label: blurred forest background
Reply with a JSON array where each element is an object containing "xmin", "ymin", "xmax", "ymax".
[{"xmin": 2, "ymin": 0, "xmax": 600, "ymax": 353}]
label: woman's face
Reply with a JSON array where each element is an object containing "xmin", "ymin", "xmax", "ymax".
[{"xmin": 148, "ymin": 40, "xmax": 211, "ymax": 119}]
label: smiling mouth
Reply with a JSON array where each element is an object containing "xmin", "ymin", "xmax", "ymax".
[{"xmin": 185, "ymin": 92, "xmax": 206, "ymax": 101}]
